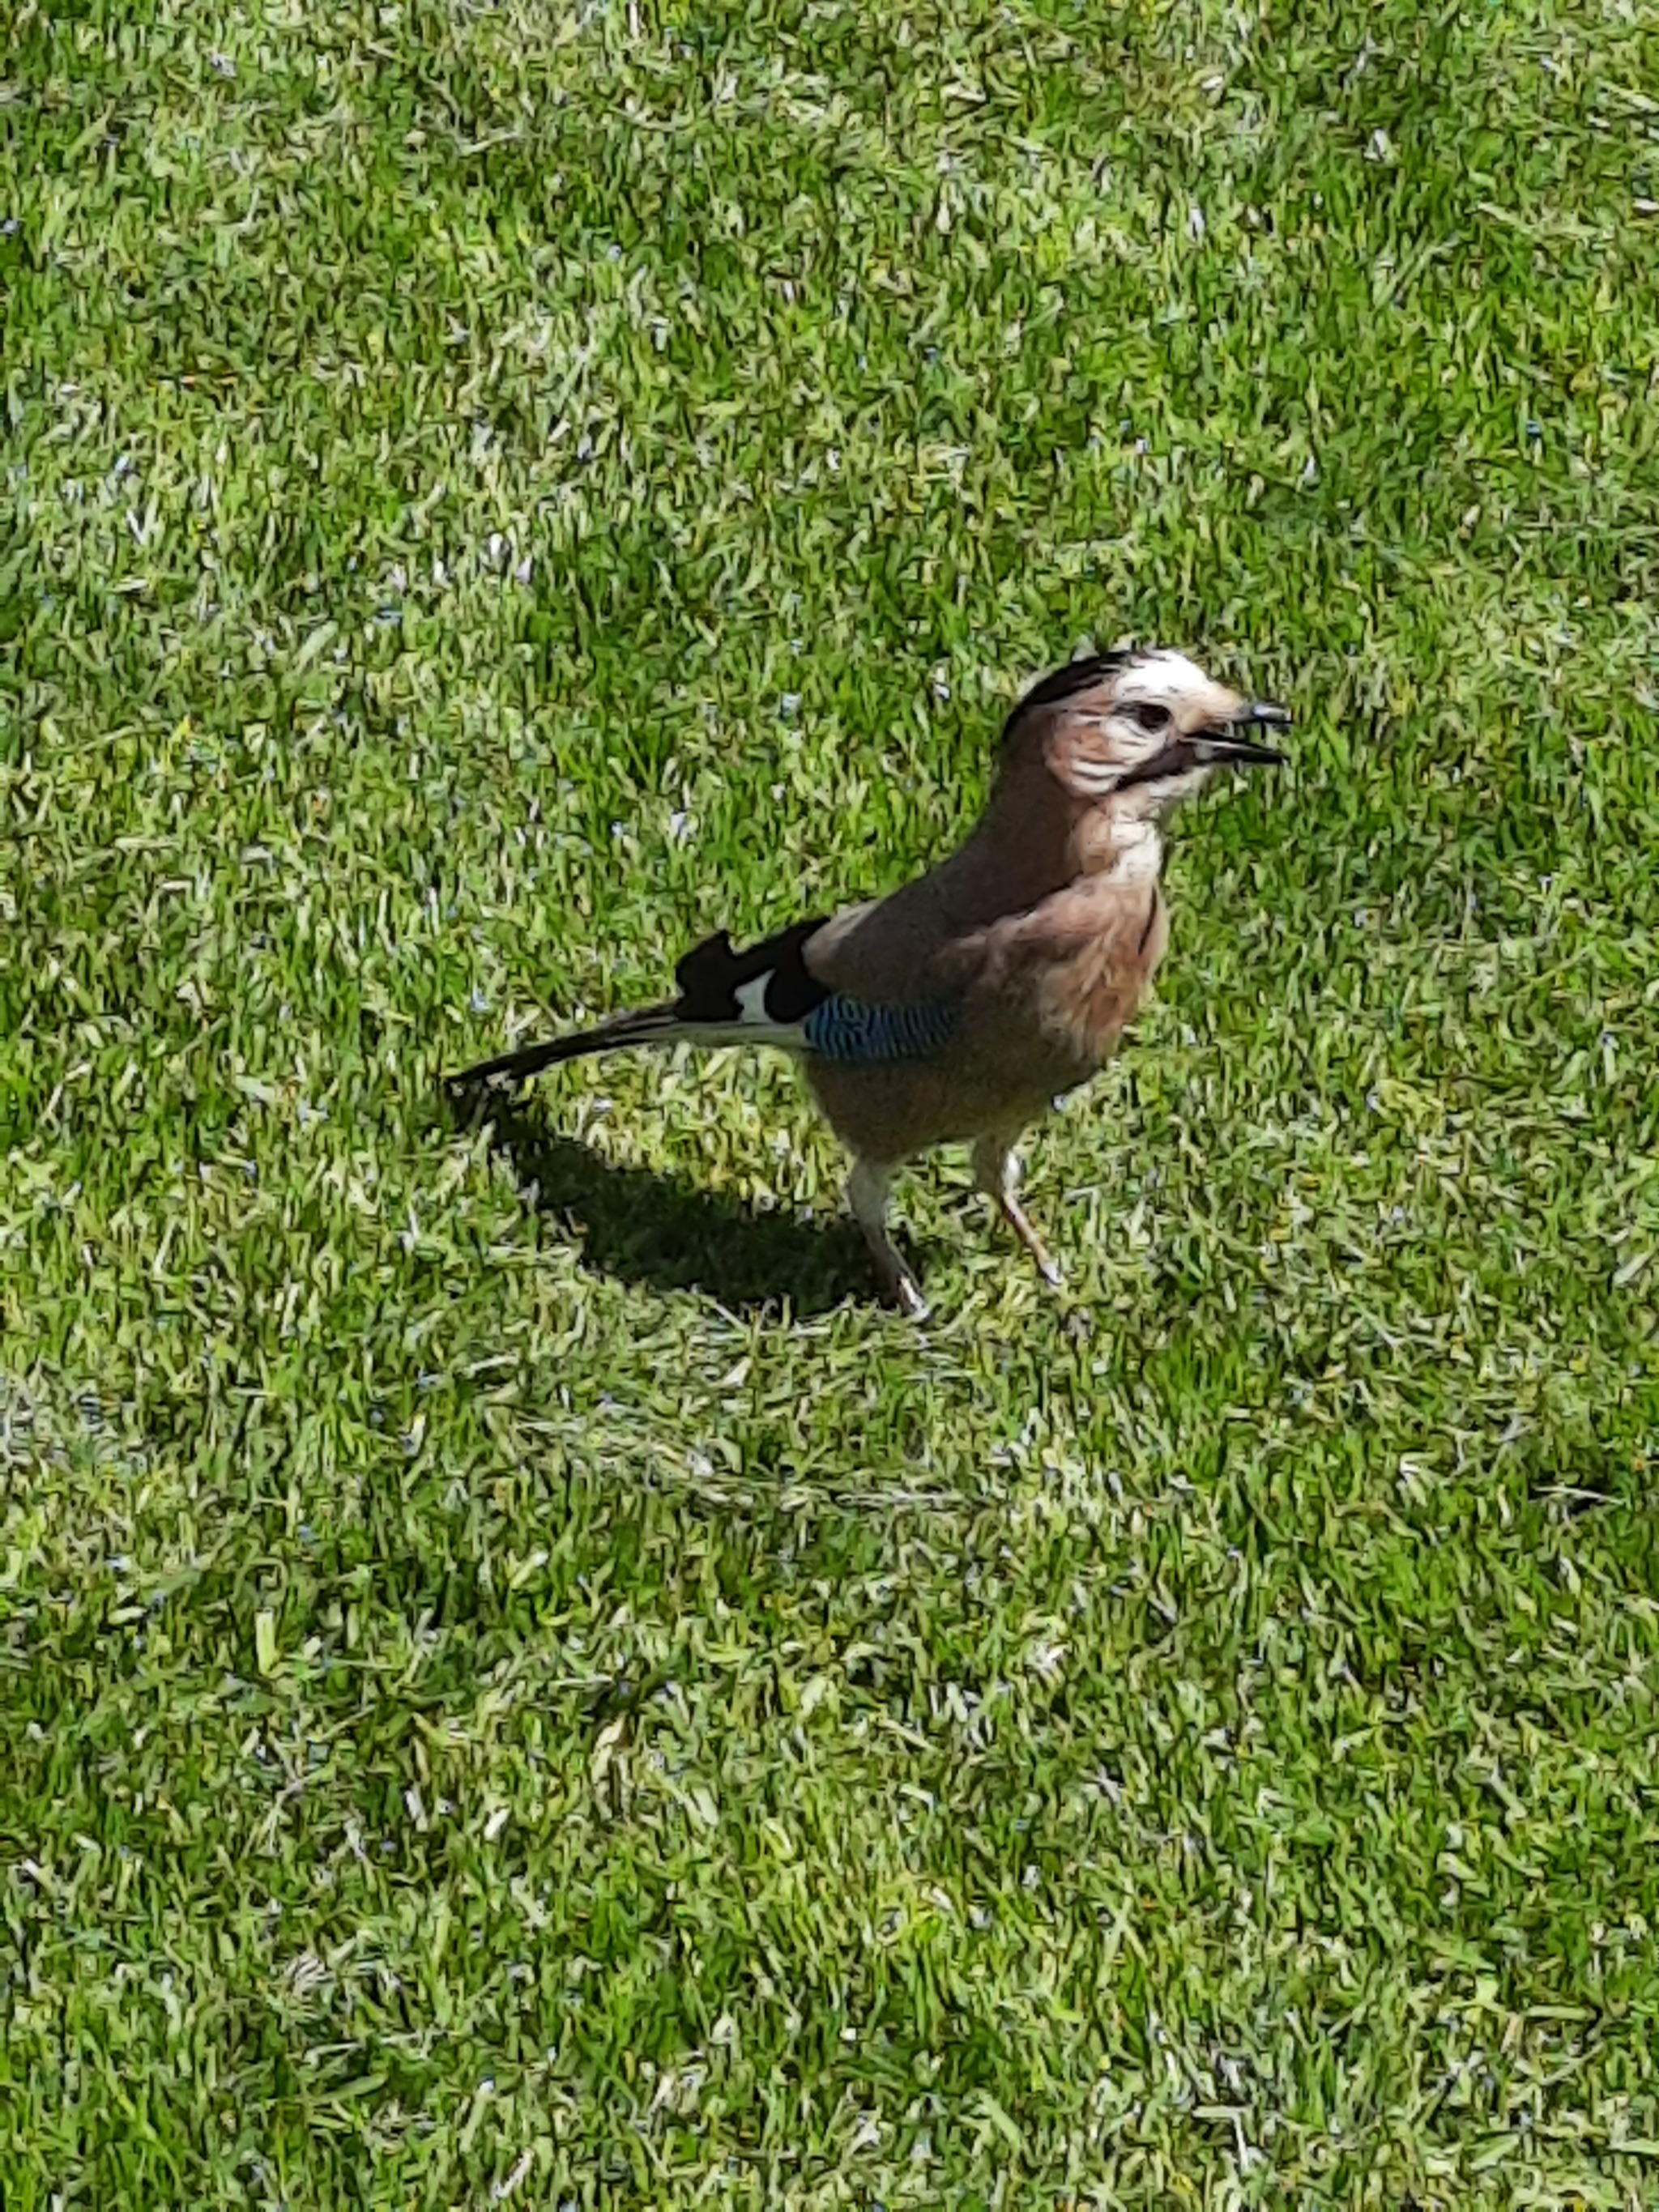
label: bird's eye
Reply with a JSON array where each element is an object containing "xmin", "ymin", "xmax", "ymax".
[{"xmin": 1130, "ymin": 701, "xmax": 1171, "ymax": 733}]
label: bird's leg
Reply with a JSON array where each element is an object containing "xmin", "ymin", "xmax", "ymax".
[
  {"xmin": 847, "ymin": 1160, "xmax": 929, "ymax": 1319},
  {"xmin": 971, "ymin": 1134, "xmax": 1063, "ymax": 1289}
]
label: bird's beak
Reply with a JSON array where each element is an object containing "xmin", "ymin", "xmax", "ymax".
[{"xmin": 1196, "ymin": 700, "xmax": 1290, "ymax": 769}]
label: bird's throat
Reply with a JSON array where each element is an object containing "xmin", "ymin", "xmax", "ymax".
[
  {"xmin": 936, "ymin": 774, "xmax": 1165, "ymax": 923},
  {"xmin": 1074, "ymin": 809, "xmax": 1163, "ymax": 887}
]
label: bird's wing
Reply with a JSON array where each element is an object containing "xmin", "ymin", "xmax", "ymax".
[
  {"xmin": 448, "ymin": 911, "xmax": 966, "ymax": 1090},
  {"xmin": 675, "ymin": 915, "xmax": 961, "ymax": 1062},
  {"xmin": 672, "ymin": 917, "xmax": 834, "ymax": 1032},
  {"xmin": 801, "ymin": 875, "xmax": 1167, "ymax": 1074}
]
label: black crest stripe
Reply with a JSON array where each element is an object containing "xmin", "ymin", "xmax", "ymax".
[{"xmin": 1000, "ymin": 650, "xmax": 1139, "ymax": 748}]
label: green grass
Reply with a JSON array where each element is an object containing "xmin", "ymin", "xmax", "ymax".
[{"xmin": 3, "ymin": 0, "xmax": 1659, "ymax": 2201}]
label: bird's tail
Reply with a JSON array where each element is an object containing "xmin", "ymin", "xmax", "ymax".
[{"xmin": 446, "ymin": 1004, "xmax": 684, "ymax": 1089}]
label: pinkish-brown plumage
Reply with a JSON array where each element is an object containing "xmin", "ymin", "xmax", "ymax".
[
  {"xmin": 804, "ymin": 870, "xmax": 1166, "ymax": 1162},
  {"xmin": 450, "ymin": 646, "xmax": 1288, "ymax": 1316}
]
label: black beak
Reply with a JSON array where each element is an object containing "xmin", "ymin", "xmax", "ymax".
[
  {"xmin": 1196, "ymin": 701, "xmax": 1290, "ymax": 769},
  {"xmin": 1110, "ymin": 701, "xmax": 1290, "ymax": 791}
]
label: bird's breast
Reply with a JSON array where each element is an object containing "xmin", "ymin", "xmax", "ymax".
[{"xmin": 1029, "ymin": 884, "xmax": 1167, "ymax": 1067}]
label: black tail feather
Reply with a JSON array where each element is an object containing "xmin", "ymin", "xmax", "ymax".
[{"xmin": 446, "ymin": 1006, "xmax": 680, "ymax": 1090}]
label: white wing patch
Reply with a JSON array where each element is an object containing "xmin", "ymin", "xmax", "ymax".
[
  {"xmin": 680, "ymin": 967, "xmax": 809, "ymax": 1053},
  {"xmin": 734, "ymin": 974, "xmax": 775, "ymax": 1025}
]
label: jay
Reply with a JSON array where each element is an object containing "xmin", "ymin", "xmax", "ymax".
[{"xmin": 450, "ymin": 649, "xmax": 1289, "ymax": 1316}]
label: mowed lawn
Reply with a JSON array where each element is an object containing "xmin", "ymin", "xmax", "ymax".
[{"xmin": 4, "ymin": 0, "xmax": 1659, "ymax": 2201}]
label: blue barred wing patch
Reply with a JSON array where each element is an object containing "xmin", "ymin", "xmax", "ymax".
[{"xmin": 801, "ymin": 994, "xmax": 959, "ymax": 1064}]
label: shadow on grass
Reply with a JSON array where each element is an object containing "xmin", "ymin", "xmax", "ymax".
[{"xmin": 471, "ymin": 1098, "xmax": 879, "ymax": 1317}]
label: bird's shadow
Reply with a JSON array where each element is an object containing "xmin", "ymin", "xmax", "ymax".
[{"xmin": 465, "ymin": 1097, "xmax": 881, "ymax": 1317}]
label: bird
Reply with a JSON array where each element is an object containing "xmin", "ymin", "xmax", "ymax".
[{"xmin": 449, "ymin": 647, "xmax": 1289, "ymax": 1317}]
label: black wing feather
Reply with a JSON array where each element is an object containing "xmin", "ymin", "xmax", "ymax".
[
  {"xmin": 450, "ymin": 917, "xmax": 834, "ymax": 1089},
  {"xmin": 673, "ymin": 917, "xmax": 832, "ymax": 1025}
]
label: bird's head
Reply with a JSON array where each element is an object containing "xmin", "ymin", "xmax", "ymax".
[{"xmin": 1002, "ymin": 648, "xmax": 1290, "ymax": 817}]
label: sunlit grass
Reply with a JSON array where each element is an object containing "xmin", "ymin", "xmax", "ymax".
[{"xmin": 2, "ymin": 0, "xmax": 1657, "ymax": 2202}]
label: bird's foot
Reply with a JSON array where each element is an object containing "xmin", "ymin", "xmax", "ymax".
[
  {"xmin": 873, "ymin": 1256, "xmax": 930, "ymax": 1321},
  {"xmin": 847, "ymin": 1161, "xmax": 930, "ymax": 1320},
  {"xmin": 1001, "ymin": 1199, "xmax": 1063, "ymax": 1290}
]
